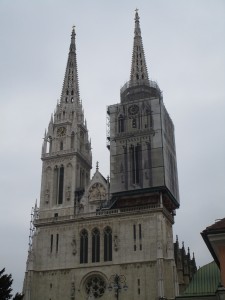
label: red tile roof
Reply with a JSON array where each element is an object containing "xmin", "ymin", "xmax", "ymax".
[{"xmin": 205, "ymin": 218, "xmax": 225, "ymax": 232}]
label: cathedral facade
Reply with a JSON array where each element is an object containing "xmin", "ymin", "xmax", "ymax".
[{"xmin": 23, "ymin": 11, "xmax": 181, "ymax": 300}]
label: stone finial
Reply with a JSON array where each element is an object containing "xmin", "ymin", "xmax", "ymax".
[{"xmin": 96, "ymin": 161, "xmax": 99, "ymax": 171}]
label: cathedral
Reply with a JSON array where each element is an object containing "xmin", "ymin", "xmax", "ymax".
[{"xmin": 23, "ymin": 11, "xmax": 193, "ymax": 300}]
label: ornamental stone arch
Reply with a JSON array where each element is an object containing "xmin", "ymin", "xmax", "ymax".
[{"xmin": 79, "ymin": 271, "xmax": 108, "ymax": 299}]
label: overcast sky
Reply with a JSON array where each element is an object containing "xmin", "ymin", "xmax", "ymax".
[{"xmin": 0, "ymin": 0, "xmax": 224, "ymax": 295}]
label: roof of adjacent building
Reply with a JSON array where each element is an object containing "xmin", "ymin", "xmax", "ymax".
[
  {"xmin": 182, "ymin": 261, "xmax": 220, "ymax": 296},
  {"xmin": 204, "ymin": 218, "xmax": 225, "ymax": 232},
  {"xmin": 201, "ymin": 218, "xmax": 225, "ymax": 267}
]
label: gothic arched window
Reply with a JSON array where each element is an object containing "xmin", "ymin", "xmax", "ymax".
[
  {"xmin": 92, "ymin": 228, "xmax": 100, "ymax": 263},
  {"xmin": 104, "ymin": 227, "xmax": 112, "ymax": 261},
  {"xmin": 53, "ymin": 165, "xmax": 64, "ymax": 204},
  {"xmin": 80, "ymin": 229, "xmax": 88, "ymax": 263}
]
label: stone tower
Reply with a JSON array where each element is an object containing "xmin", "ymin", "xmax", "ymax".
[
  {"xmin": 23, "ymin": 11, "xmax": 180, "ymax": 300},
  {"xmin": 108, "ymin": 10, "xmax": 179, "ymax": 211},
  {"xmin": 40, "ymin": 27, "xmax": 92, "ymax": 219}
]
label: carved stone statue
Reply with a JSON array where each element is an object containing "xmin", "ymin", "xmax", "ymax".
[
  {"xmin": 71, "ymin": 235, "xmax": 77, "ymax": 255},
  {"xmin": 114, "ymin": 235, "xmax": 119, "ymax": 251}
]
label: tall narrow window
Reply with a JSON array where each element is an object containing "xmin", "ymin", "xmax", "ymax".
[
  {"xmin": 131, "ymin": 146, "xmax": 135, "ymax": 184},
  {"xmin": 60, "ymin": 141, "xmax": 63, "ymax": 151},
  {"xmin": 50, "ymin": 234, "xmax": 53, "ymax": 253},
  {"xmin": 135, "ymin": 145, "xmax": 140, "ymax": 184},
  {"xmin": 139, "ymin": 224, "xmax": 142, "ymax": 251},
  {"xmin": 53, "ymin": 167, "xmax": 59, "ymax": 204},
  {"xmin": 92, "ymin": 228, "xmax": 100, "ymax": 263},
  {"xmin": 104, "ymin": 227, "xmax": 112, "ymax": 261},
  {"xmin": 80, "ymin": 229, "xmax": 88, "ymax": 263},
  {"xmin": 130, "ymin": 144, "xmax": 141, "ymax": 185},
  {"xmin": 133, "ymin": 224, "xmax": 136, "ymax": 241},
  {"xmin": 138, "ymin": 279, "xmax": 141, "ymax": 295},
  {"xmin": 56, "ymin": 234, "xmax": 59, "ymax": 252},
  {"xmin": 118, "ymin": 115, "xmax": 124, "ymax": 133},
  {"xmin": 133, "ymin": 224, "xmax": 136, "ymax": 251},
  {"xmin": 58, "ymin": 166, "xmax": 64, "ymax": 204},
  {"xmin": 54, "ymin": 165, "xmax": 64, "ymax": 204}
]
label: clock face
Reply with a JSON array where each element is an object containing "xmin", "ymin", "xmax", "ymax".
[
  {"xmin": 128, "ymin": 104, "xmax": 139, "ymax": 115},
  {"xmin": 57, "ymin": 127, "xmax": 66, "ymax": 137}
]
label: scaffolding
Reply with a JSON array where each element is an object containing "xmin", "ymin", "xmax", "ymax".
[
  {"xmin": 106, "ymin": 106, "xmax": 110, "ymax": 150},
  {"xmin": 28, "ymin": 201, "xmax": 39, "ymax": 253}
]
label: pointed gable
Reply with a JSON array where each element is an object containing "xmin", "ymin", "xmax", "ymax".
[{"xmin": 80, "ymin": 164, "xmax": 109, "ymax": 213}]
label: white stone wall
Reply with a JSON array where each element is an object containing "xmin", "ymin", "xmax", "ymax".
[{"xmin": 24, "ymin": 207, "xmax": 178, "ymax": 300}]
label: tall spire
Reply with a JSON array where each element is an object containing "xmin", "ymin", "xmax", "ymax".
[
  {"xmin": 130, "ymin": 9, "xmax": 149, "ymax": 85},
  {"xmin": 60, "ymin": 26, "xmax": 80, "ymax": 104}
]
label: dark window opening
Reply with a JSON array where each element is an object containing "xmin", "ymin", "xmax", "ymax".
[
  {"xmin": 56, "ymin": 234, "xmax": 59, "ymax": 252},
  {"xmin": 58, "ymin": 166, "xmax": 64, "ymax": 204},
  {"xmin": 118, "ymin": 115, "xmax": 124, "ymax": 133},
  {"xmin": 80, "ymin": 229, "xmax": 88, "ymax": 263},
  {"xmin": 130, "ymin": 145, "xmax": 141, "ymax": 185},
  {"xmin": 104, "ymin": 227, "xmax": 112, "ymax": 261},
  {"xmin": 138, "ymin": 279, "xmax": 140, "ymax": 295},
  {"xmin": 50, "ymin": 234, "xmax": 53, "ymax": 253},
  {"xmin": 60, "ymin": 141, "xmax": 63, "ymax": 151},
  {"xmin": 139, "ymin": 224, "xmax": 142, "ymax": 239},
  {"xmin": 92, "ymin": 228, "xmax": 100, "ymax": 263}
]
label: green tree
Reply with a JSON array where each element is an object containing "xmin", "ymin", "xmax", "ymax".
[
  {"xmin": 13, "ymin": 293, "xmax": 24, "ymax": 300},
  {"xmin": 0, "ymin": 268, "xmax": 13, "ymax": 300}
]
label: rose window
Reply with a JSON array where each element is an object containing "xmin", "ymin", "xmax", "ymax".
[{"xmin": 85, "ymin": 275, "xmax": 106, "ymax": 298}]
